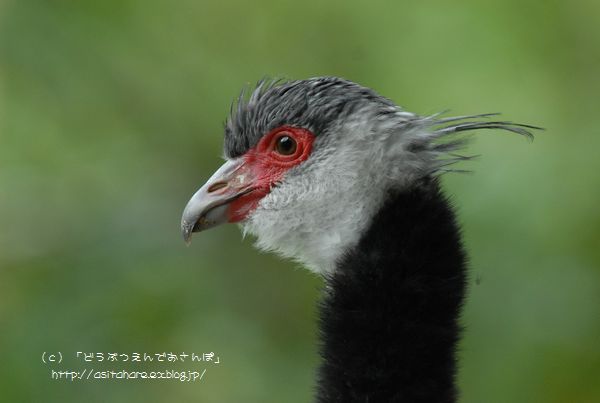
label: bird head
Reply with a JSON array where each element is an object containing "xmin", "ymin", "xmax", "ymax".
[{"xmin": 181, "ymin": 77, "xmax": 535, "ymax": 274}]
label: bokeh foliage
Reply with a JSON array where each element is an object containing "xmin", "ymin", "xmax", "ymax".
[{"xmin": 1, "ymin": 0, "xmax": 599, "ymax": 402}]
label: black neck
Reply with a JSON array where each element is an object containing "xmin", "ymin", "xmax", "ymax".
[{"xmin": 316, "ymin": 179, "xmax": 467, "ymax": 403}]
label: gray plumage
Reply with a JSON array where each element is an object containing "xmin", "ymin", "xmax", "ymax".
[{"xmin": 225, "ymin": 77, "xmax": 538, "ymax": 177}]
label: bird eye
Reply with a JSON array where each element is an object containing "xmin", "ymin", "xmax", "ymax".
[{"xmin": 275, "ymin": 135, "xmax": 297, "ymax": 156}]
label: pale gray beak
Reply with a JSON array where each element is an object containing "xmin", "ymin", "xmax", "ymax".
[{"xmin": 181, "ymin": 158, "xmax": 254, "ymax": 244}]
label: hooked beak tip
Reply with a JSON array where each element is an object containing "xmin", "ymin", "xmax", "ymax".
[{"xmin": 181, "ymin": 221, "xmax": 194, "ymax": 245}]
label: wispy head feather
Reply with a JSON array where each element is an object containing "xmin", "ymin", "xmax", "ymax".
[{"xmin": 402, "ymin": 112, "xmax": 542, "ymax": 175}]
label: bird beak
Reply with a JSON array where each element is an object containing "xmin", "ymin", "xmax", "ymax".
[{"xmin": 181, "ymin": 158, "xmax": 255, "ymax": 244}]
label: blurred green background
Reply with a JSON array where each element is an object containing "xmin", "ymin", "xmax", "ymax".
[{"xmin": 1, "ymin": 0, "xmax": 599, "ymax": 402}]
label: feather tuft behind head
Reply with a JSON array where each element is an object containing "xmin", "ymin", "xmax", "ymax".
[{"xmin": 404, "ymin": 113, "xmax": 542, "ymax": 175}]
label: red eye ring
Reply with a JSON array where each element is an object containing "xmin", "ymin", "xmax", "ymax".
[{"xmin": 252, "ymin": 126, "xmax": 315, "ymax": 168}]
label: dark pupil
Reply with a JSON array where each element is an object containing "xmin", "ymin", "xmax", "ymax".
[{"xmin": 276, "ymin": 135, "xmax": 296, "ymax": 155}]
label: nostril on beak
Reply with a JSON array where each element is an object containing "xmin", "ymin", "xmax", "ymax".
[{"xmin": 207, "ymin": 181, "xmax": 228, "ymax": 193}]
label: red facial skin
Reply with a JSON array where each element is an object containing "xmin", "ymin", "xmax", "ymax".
[{"xmin": 227, "ymin": 126, "xmax": 315, "ymax": 222}]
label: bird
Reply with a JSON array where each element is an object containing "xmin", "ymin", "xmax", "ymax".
[{"xmin": 181, "ymin": 77, "xmax": 538, "ymax": 402}]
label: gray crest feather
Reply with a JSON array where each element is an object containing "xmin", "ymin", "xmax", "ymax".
[
  {"xmin": 223, "ymin": 77, "xmax": 542, "ymax": 177},
  {"xmin": 420, "ymin": 113, "xmax": 541, "ymax": 174}
]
